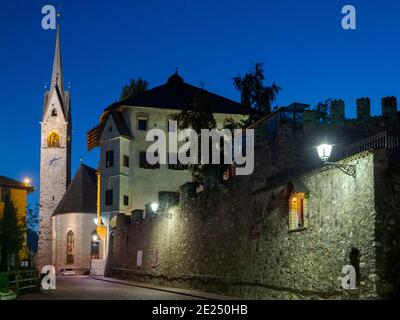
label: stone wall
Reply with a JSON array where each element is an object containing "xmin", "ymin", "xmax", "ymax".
[{"xmin": 108, "ymin": 150, "xmax": 400, "ymax": 299}]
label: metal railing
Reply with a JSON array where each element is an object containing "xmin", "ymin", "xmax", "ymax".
[
  {"xmin": 1, "ymin": 270, "xmax": 40, "ymax": 295},
  {"xmin": 336, "ymin": 131, "xmax": 400, "ymax": 161}
]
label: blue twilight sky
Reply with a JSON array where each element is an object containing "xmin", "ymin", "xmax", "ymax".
[{"xmin": 0, "ymin": 0, "xmax": 400, "ymax": 208}]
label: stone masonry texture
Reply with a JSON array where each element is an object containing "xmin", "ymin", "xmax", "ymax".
[{"xmin": 108, "ymin": 149, "xmax": 400, "ymax": 299}]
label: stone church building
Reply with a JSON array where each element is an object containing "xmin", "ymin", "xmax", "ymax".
[{"xmin": 37, "ymin": 28, "xmax": 98, "ymax": 274}]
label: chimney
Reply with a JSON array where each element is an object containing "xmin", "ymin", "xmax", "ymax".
[
  {"xmin": 356, "ymin": 98, "xmax": 371, "ymax": 121},
  {"xmin": 382, "ymin": 96, "xmax": 397, "ymax": 120},
  {"xmin": 330, "ymin": 99, "xmax": 345, "ymax": 126}
]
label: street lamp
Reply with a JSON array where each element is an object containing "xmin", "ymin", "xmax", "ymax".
[
  {"xmin": 150, "ymin": 202, "xmax": 159, "ymax": 213},
  {"xmin": 23, "ymin": 178, "xmax": 31, "ymax": 186},
  {"xmin": 316, "ymin": 143, "xmax": 356, "ymax": 176},
  {"xmin": 316, "ymin": 144, "xmax": 333, "ymax": 162}
]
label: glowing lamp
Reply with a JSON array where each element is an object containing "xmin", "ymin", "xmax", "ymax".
[
  {"xmin": 316, "ymin": 144, "xmax": 333, "ymax": 162},
  {"xmin": 150, "ymin": 202, "xmax": 159, "ymax": 213}
]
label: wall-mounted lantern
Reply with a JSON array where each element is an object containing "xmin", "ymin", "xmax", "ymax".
[
  {"xmin": 316, "ymin": 143, "xmax": 356, "ymax": 176},
  {"xmin": 145, "ymin": 201, "xmax": 172, "ymax": 219}
]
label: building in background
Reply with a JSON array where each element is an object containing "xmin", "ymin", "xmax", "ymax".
[
  {"xmin": 0, "ymin": 176, "xmax": 34, "ymax": 264},
  {"xmin": 87, "ymin": 72, "xmax": 249, "ymax": 232}
]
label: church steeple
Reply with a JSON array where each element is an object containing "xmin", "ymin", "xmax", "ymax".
[
  {"xmin": 43, "ymin": 25, "xmax": 70, "ymax": 122},
  {"xmin": 38, "ymin": 24, "xmax": 72, "ymax": 271},
  {"xmin": 51, "ymin": 25, "xmax": 64, "ymax": 92}
]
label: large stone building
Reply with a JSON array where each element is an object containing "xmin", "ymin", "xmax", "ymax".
[
  {"xmin": 107, "ymin": 99, "xmax": 400, "ymax": 299},
  {"xmin": 87, "ymin": 73, "xmax": 250, "ymax": 231}
]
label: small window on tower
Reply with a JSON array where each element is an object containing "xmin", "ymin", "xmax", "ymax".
[{"xmin": 51, "ymin": 109, "xmax": 57, "ymax": 117}]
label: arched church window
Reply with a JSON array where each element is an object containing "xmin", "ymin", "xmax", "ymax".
[
  {"xmin": 51, "ymin": 108, "xmax": 57, "ymax": 117},
  {"xmin": 48, "ymin": 132, "xmax": 60, "ymax": 148},
  {"xmin": 67, "ymin": 230, "xmax": 74, "ymax": 264}
]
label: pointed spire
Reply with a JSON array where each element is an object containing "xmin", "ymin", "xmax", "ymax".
[{"xmin": 50, "ymin": 25, "xmax": 64, "ymax": 92}]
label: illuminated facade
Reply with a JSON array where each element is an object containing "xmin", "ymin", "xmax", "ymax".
[
  {"xmin": 37, "ymin": 26, "xmax": 72, "ymax": 271},
  {"xmin": 0, "ymin": 176, "xmax": 34, "ymax": 263}
]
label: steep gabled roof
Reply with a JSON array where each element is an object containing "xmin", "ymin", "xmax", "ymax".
[
  {"xmin": 121, "ymin": 72, "xmax": 250, "ymax": 114},
  {"xmin": 42, "ymin": 25, "xmax": 70, "ymax": 122},
  {"xmin": 52, "ymin": 164, "xmax": 97, "ymax": 216},
  {"xmin": 107, "ymin": 107, "xmax": 133, "ymax": 139},
  {"xmin": 87, "ymin": 72, "xmax": 251, "ymax": 150}
]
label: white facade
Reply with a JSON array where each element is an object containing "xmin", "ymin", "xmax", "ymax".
[
  {"xmin": 52, "ymin": 213, "xmax": 97, "ymax": 274},
  {"xmin": 99, "ymin": 105, "xmax": 246, "ymax": 225}
]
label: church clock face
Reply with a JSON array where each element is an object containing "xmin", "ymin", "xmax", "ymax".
[{"xmin": 48, "ymin": 156, "xmax": 63, "ymax": 172}]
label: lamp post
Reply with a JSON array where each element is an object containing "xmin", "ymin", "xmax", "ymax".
[{"xmin": 316, "ymin": 144, "xmax": 356, "ymax": 176}]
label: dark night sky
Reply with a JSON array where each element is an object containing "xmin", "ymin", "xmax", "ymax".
[{"xmin": 1, "ymin": 0, "xmax": 400, "ymax": 208}]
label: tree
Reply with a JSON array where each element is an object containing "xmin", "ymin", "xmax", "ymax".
[
  {"xmin": 120, "ymin": 77, "xmax": 149, "ymax": 101},
  {"xmin": 0, "ymin": 197, "xmax": 22, "ymax": 271},
  {"xmin": 233, "ymin": 62, "xmax": 281, "ymax": 124},
  {"xmin": 26, "ymin": 204, "xmax": 39, "ymax": 255},
  {"xmin": 172, "ymin": 89, "xmax": 217, "ymax": 184}
]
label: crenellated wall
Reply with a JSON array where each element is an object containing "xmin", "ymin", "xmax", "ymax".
[{"xmin": 108, "ymin": 149, "xmax": 400, "ymax": 299}]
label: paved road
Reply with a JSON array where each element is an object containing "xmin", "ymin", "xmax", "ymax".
[{"xmin": 20, "ymin": 276, "xmax": 201, "ymax": 300}]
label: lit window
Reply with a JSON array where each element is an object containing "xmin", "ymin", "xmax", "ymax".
[
  {"xmin": 47, "ymin": 132, "xmax": 60, "ymax": 148},
  {"xmin": 289, "ymin": 192, "xmax": 307, "ymax": 231},
  {"xmin": 67, "ymin": 230, "xmax": 74, "ymax": 264}
]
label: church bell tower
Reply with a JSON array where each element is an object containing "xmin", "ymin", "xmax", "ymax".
[{"xmin": 37, "ymin": 26, "xmax": 72, "ymax": 270}]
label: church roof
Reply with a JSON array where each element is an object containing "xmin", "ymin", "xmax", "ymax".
[
  {"xmin": 0, "ymin": 176, "xmax": 34, "ymax": 193},
  {"xmin": 52, "ymin": 164, "xmax": 97, "ymax": 216}
]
